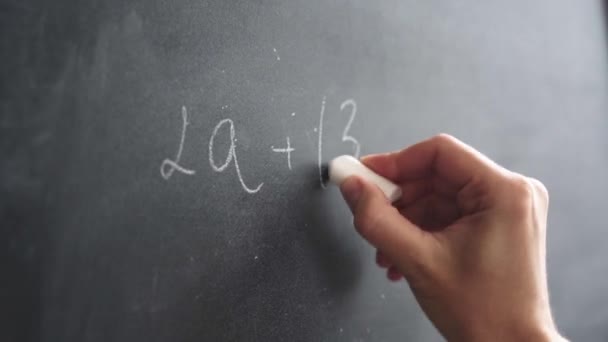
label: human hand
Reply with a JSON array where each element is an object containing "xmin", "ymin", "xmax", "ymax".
[{"xmin": 339, "ymin": 134, "xmax": 567, "ymax": 342}]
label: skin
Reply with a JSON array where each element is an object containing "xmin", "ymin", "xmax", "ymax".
[{"xmin": 339, "ymin": 134, "xmax": 568, "ymax": 342}]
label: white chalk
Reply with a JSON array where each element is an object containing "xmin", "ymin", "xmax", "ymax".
[{"xmin": 328, "ymin": 155, "xmax": 402, "ymax": 202}]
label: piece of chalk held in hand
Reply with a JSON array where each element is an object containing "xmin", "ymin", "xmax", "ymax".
[{"xmin": 327, "ymin": 155, "xmax": 402, "ymax": 203}]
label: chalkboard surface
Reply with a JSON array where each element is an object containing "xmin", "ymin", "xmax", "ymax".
[{"xmin": 2, "ymin": 1, "xmax": 608, "ymax": 341}]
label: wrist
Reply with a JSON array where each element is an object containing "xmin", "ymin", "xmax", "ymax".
[
  {"xmin": 463, "ymin": 318, "xmax": 567, "ymax": 342},
  {"xmin": 527, "ymin": 325, "xmax": 567, "ymax": 342},
  {"xmin": 508, "ymin": 321, "xmax": 567, "ymax": 342},
  {"xmin": 504, "ymin": 318, "xmax": 567, "ymax": 342}
]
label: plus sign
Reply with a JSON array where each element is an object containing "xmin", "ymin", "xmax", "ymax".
[{"xmin": 271, "ymin": 136, "xmax": 295, "ymax": 170}]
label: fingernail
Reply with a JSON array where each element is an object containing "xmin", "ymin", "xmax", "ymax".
[
  {"xmin": 340, "ymin": 177, "xmax": 363, "ymax": 212},
  {"xmin": 359, "ymin": 154, "xmax": 376, "ymax": 163}
]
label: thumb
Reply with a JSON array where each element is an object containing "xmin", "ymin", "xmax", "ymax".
[{"xmin": 340, "ymin": 176, "xmax": 432, "ymax": 275}]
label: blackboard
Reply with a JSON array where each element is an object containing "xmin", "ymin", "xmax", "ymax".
[{"xmin": 2, "ymin": 1, "xmax": 608, "ymax": 341}]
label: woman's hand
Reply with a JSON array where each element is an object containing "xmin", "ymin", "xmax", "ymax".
[{"xmin": 340, "ymin": 134, "xmax": 566, "ymax": 342}]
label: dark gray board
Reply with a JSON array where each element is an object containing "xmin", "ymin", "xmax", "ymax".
[{"xmin": 2, "ymin": 1, "xmax": 607, "ymax": 341}]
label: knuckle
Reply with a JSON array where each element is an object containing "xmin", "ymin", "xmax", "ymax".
[
  {"xmin": 431, "ymin": 133, "xmax": 457, "ymax": 146},
  {"xmin": 401, "ymin": 246, "xmax": 440, "ymax": 286},
  {"xmin": 528, "ymin": 177, "xmax": 549, "ymax": 202},
  {"xmin": 505, "ymin": 173, "xmax": 535, "ymax": 213},
  {"xmin": 406, "ymin": 252, "xmax": 432, "ymax": 279}
]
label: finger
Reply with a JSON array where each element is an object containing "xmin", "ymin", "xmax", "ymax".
[
  {"xmin": 399, "ymin": 197, "xmax": 429, "ymax": 228},
  {"xmin": 362, "ymin": 134, "xmax": 505, "ymax": 190},
  {"xmin": 387, "ymin": 266, "xmax": 403, "ymax": 281},
  {"xmin": 360, "ymin": 152, "xmax": 402, "ymax": 182},
  {"xmin": 343, "ymin": 176, "xmax": 432, "ymax": 275},
  {"xmin": 376, "ymin": 250, "xmax": 391, "ymax": 268},
  {"xmin": 432, "ymin": 176, "xmax": 461, "ymax": 199},
  {"xmin": 393, "ymin": 178, "xmax": 432, "ymax": 209},
  {"xmin": 400, "ymin": 194, "xmax": 462, "ymax": 231}
]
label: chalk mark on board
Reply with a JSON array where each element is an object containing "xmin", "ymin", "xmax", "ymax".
[
  {"xmin": 272, "ymin": 47, "xmax": 281, "ymax": 61},
  {"xmin": 317, "ymin": 96, "xmax": 327, "ymax": 188},
  {"xmin": 271, "ymin": 136, "xmax": 295, "ymax": 170},
  {"xmin": 340, "ymin": 99, "xmax": 361, "ymax": 158},
  {"xmin": 209, "ymin": 118, "xmax": 263, "ymax": 194},
  {"xmin": 160, "ymin": 106, "xmax": 196, "ymax": 180}
]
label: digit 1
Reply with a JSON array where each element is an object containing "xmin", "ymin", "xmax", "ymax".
[{"xmin": 317, "ymin": 96, "xmax": 327, "ymax": 188}]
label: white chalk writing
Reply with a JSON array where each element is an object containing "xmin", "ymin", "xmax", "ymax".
[
  {"xmin": 317, "ymin": 96, "xmax": 327, "ymax": 188},
  {"xmin": 209, "ymin": 119, "xmax": 263, "ymax": 194},
  {"xmin": 340, "ymin": 99, "xmax": 360, "ymax": 158},
  {"xmin": 271, "ymin": 137, "xmax": 295, "ymax": 170},
  {"xmin": 160, "ymin": 106, "xmax": 196, "ymax": 180},
  {"xmin": 158, "ymin": 95, "xmax": 363, "ymax": 194}
]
